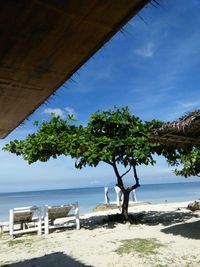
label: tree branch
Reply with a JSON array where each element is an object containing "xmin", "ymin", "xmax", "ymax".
[
  {"xmin": 128, "ymin": 165, "xmax": 140, "ymax": 192},
  {"xmin": 104, "ymin": 160, "xmax": 113, "ymax": 166},
  {"xmin": 121, "ymin": 165, "xmax": 131, "ymax": 179},
  {"xmin": 112, "ymin": 162, "xmax": 124, "ymax": 188},
  {"xmin": 115, "ymin": 155, "xmax": 121, "ymax": 162}
]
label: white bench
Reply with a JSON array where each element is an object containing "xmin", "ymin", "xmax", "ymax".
[
  {"xmin": 43, "ymin": 202, "xmax": 80, "ymax": 235},
  {"xmin": 9, "ymin": 206, "xmax": 42, "ymax": 239},
  {"xmin": 0, "ymin": 222, "xmax": 9, "ymax": 234},
  {"xmin": 9, "ymin": 203, "xmax": 80, "ymax": 238}
]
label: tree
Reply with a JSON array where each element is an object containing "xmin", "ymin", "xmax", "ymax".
[
  {"xmin": 3, "ymin": 107, "xmax": 160, "ymax": 220},
  {"xmin": 164, "ymin": 147, "xmax": 200, "ymax": 177},
  {"xmin": 74, "ymin": 107, "xmax": 161, "ymax": 220}
]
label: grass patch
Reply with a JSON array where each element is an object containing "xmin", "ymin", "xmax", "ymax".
[
  {"xmin": 8, "ymin": 238, "xmax": 32, "ymax": 247},
  {"xmin": 115, "ymin": 238, "xmax": 165, "ymax": 256},
  {"xmin": 8, "ymin": 239, "xmax": 26, "ymax": 247},
  {"xmin": 93, "ymin": 204, "xmax": 118, "ymax": 211}
]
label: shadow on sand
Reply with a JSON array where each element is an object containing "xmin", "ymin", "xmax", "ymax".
[
  {"xmin": 161, "ymin": 220, "xmax": 200, "ymax": 240},
  {"xmin": 141, "ymin": 210, "xmax": 198, "ymax": 226},
  {"xmin": 28, "ymin": 210, "xmax": 199, "ymax": 235},
  {"xmin": 2, "ymin": 252, "xmax": 93, "ymax": 267},
  {"xmin": 80, "ymin": 215, "xmax": 117, "ymax": 230},
  {"xmin": 76, "ymin": 210, "xmax": 198, "ymax": 230}
]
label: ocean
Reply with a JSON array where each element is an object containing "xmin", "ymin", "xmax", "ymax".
[{"xmin": 0, "ymin": 181, "xmax": 200, "ymax": 222}]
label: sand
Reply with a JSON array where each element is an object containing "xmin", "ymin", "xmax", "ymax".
[{"xmin": 0, "ymin": 201, "xmax": 200, "ymax": 267}]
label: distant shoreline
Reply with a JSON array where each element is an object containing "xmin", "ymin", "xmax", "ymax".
[
  {"xmin": 1, "ymin": 182, "xmax": 200, "ymax": 221},
  {"xmin": 1, "ymin": 180, "xmax": 200, "ymax": 194}
]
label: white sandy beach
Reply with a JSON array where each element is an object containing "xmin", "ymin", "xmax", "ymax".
[{"xmin": 0, "ymin": 201, "xmax": 200, "ymax": 267}]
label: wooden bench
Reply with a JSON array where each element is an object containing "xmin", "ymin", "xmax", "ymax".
[
  {"xmin": 9, "ymin": 206, "xmax": 42, "ymax": 239},
  {"xmin": 0, "ymin": 222, "xmax": 9, "ymax": 234},
  {"xmin": 44, "ymin": 202, "xmax": 80, "ymax": 235},
  {"xmin": 9, "ymin": 203, "xmax": 80, "ymax": 237}
]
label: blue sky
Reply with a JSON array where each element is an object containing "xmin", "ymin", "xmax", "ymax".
[{"xmin": 1, "ymin": 0, "xmax": 200, "ymax": 192}]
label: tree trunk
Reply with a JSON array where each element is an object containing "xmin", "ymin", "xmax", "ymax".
[
  {"xmin": 122, "ymin": 189, "xmax": 130, "ymax": 220},
  {"xmin": 111, "ymin": 162, "xmax": 140, "ymax": 223}
]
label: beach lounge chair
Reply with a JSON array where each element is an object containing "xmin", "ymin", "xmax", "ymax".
[
  {"xmin": 9, "ymin": 206, "xmax": 42, "ymax": 239},
  {"xmin": 44, "ymin": 202, "xmax": 80, "ymax": 235},
  {"xmin": 0, "ymin": 222, "xmax": 9, "ymax": 234}
]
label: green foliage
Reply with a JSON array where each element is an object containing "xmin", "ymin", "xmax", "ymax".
[
  {"xmin": 74, "ymin": 107, "xmax": 159, "ymax": 170},
  {"xmin": 145, "ymin": 115, "xmax": 200, "ymax": 178},
  {"xmin": 145, "ymin": 119, "xmax": 164, "ymax": 129},
  {"xmin": 4, "ymin": 107, "xmax": 159, "ymax": 170},
  {"xmin": 166, "ymin": 147, "xmax": 200, "ymax": 177},
  {"xmin": 4, "ymin": 106, "xmax": 199, "ymax": 179},
  {"xmin": 3, "ymin": 107, "xmax": 162, "ymax": 217},
  {"xmin": 115, "ymin": 238, "xmax": 165, "ymax": 256},
  {"xmin": 3, "ymin": 115, "xmax": 84, "ymax": 164}
]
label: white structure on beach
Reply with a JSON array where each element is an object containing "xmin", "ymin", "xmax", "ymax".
[
  {"xmin": 114, "ymin": 186, "xmax": 137, "ymax": 208},
  {"xmin": 114, "ymin": 186, "xmax": 123, "ymax": 208},
  {"xmin": 131, "ymin": 189, "xmax": 137, "ymax": 202},
  {"xmin": 9, "ymin": 203, "xmax": 80, "ymax": 238},
  {"xmin": 104, "ymin": 187, "xmax": 110, "ymax": 204}
]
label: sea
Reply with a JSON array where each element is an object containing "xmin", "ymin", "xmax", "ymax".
[{"xmin": 0, "ymin": 181, "xmax": 200, "ymax": 222}]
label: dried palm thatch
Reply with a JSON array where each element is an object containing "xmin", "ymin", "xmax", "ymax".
[
  {"xmin": 0, "ymin": 0, "xmax": 153, "ymax": 139},
  {"xmin": 149, "ymin": 110, "xmax": 200, "ymax": 147}
]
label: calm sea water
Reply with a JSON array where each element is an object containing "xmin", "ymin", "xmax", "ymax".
[{"xmin": 0, "ymin": 182, "xmax": 200, "ymax": 221}]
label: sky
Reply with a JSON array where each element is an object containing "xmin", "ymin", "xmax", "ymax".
[{"xmin": 0, "ymin": 0, "xmax": 200, "ymax": 192}]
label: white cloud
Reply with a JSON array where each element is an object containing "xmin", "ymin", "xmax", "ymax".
[
  {"xmin": 44, "ymin": 108, "xmax": 65, "ymax": 118},
  {"xmin": 134, "ymin": 42, "xmax": 155, "ymax": 58},
  {"xmin": 65, "ymin": 107, "xmax": 77, "ymax": 118},
  {"xmin": 43, "ymin": 107, "xmax": 77, "ymax": 119},
  {"xmin": 178, "ymin": 101, "xmax": 200, "ymax": 110}
]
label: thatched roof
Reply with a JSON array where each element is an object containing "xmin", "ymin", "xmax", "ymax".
[
  {"xmin": 149, "ymin": 110, "xmax": 200, "ymax": 147},
  {"xmin": 0, "ymin": 0, "xmax": 150, "ymax": 138}
]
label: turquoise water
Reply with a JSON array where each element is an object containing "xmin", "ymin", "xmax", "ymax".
[{"xmin": 0, "ymin": 182, "xmax": 200, "ymax": 221}]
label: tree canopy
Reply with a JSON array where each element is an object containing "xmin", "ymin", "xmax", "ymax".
[
  {"xmin": 4, "ymin": 107, "xmax": 162, "ymax": 219},
  {"xmin": 165, "ymin": 147, "xmax": 200, "ymax": 177},
  {"xmin": 4, "ymin": 106, "xmax": 199, "ymax": 219}
]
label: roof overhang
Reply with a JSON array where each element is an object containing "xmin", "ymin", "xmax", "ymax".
[
  {"xmin": 149, "ymin": 110, "xmax": 200, "ymax": 147},
  {"xmin": 0, "ymin": 0, "xmax": 149, "ymax": 138}
]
